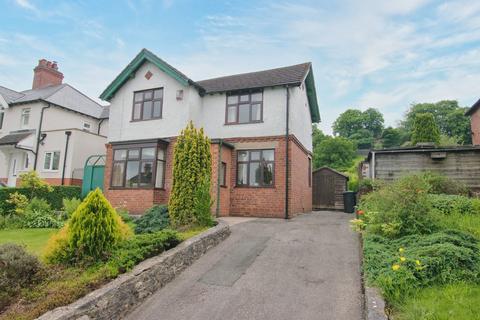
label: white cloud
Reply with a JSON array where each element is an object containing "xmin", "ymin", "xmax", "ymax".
[{"xmin": 14, "ymin": 0, "xmax": 36, "ymax": 11}]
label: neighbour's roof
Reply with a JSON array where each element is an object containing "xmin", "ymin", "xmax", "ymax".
[
  {"xmin": 366, "ymin": 145, "xmax": 480, "ymax": 160},
  {"xmin": 0, "ymin": 83, "xmax": 106, "ymax": 119},
  {"xmin": 196, "ymin": 63, "xmax": 312, "ymax": 93},
  {"xmin": 465, "ymin": 98, "xmax": 480, "ymax": 116},
  {"xmin": 313, "ymin": 166, "xmax": 349, "ymax": 179},
  {"xmin": 0, "ymin": 131, "xmax": 34, "ymax": 146},
  {"xmin": 99, "ymin": 48, "xmax": 320, "ymax": 123}
]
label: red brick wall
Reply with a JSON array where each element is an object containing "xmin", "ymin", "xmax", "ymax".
[
  {"xmin": 211, "ymin": 143, "xmax": 232, "ymax": 217},
  {"xmin": 0, "ymin": 178, "xmax": 7, "ymax": 184},
  {"xmin": 15, "ymin": 177, "xmax": 82, "ymax": 187},
  {"xmin": 471, "ymin": 109, "xmax": 480, "ymax": 145},
  {"xmin": 289, "ymin": 137, "xmax": 312, "ymax": 216}
]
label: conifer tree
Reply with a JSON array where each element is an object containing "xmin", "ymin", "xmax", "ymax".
[{"xmin": 411, "ymin": 113, "xmax": 441, "ymax": 145}]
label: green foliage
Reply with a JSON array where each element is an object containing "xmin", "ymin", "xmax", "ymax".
[
  {"xmin": 18, "ymin": 170, "xmax": 53, "ymax": 197},
  {"xmin": 169, "ymin": 122, "xmax": 213, "ymax": 228},
  {"xmin": 105, "ymin": 229, "xmax": 181, "ymax": 275},
  {"xmin": 363, "ymin": 231, "xmax": 480, "ymax": 305},
  {"xmin": 344, "ymin": 156, "xmax": 363, "ymax": 191},
  {"xmin": 45, "ymin": 189, "xmax": 132, "ymax": 265},
  {"xmin": 314, "ymin": 136, "xmax": 357, "ymax": 171},
  {"xmin": 403, "ymin": 101, "xmax": 471, "ymax": 145},
  {"xmin": 429, "ymin": 194, "xmax": 480, "ymax": 216},
  {"xmin": 381, "ymin": 127, "xmax": 411, "ymax": 148},
  {"xmin": 0, "ymin": 243, "xmax": 41, "ymax": 310},
  {"xmin": 332, "ymin": 108, "xmax": 384, "ymax": 148},
  {"xmin": 194, "ymin": 180, "xmax": 215, "ymax": 227},
  {"xmin": 23, "ymin": 197, "xmax": 62, "ymax": 229},
  {"xmin": 62, "ymin": 197, "xmax": 82, "ymax": 220},
  {"xmin": 411, "ymin": 113, "xmax": 440, "ymax": 145},
  {"xmin": 0, "ymin": 215, "xmax": 24, "ymax": 230},
  {"xmin": 420, "ymin": 172, "xmax": 469, "ymax": 196},
  {"xmin": 358, "ymin": 175, "xmax": 435, "ymax": 238},
  {"xmin": 0, "ymin": 186, "xmax": 81, "ymax": 215},
  {"xmin": 134, "ymin": 205, "xmax": 170, "ymax": 234},
  {"xmin": 5, "ymin": 192, "xmax": 29, "ymax": 216}
]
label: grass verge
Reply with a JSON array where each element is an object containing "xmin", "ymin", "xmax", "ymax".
[{"xmin": 0, "ymin": 228, "xmax": 57, "ymax": 256}]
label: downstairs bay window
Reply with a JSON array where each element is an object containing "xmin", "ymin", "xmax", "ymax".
[
  {"xmin": 236, "ymin": 149, "xmax": 274, "ymax": 187},
  {"xmin": 111, "ymin": 143, "xmax": 166, "ymax": 189}
]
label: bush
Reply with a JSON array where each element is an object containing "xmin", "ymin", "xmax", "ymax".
[
  {"xmin": 363, "ymin": 231, "xmax": 480, "ymax": 305},
  {"xmin": 0, "ymin": 243, "xmax": 41, "ymax": 310},
  {"xmin": 44, "ymin": 189, "xmax": 132, "ymax": 265},
  {"xmin": 5, "ymin": 192, "xmax": 28, "ymax": 216},
  {"xmin": 0, "ymin": 186, "xmax": 81, "ymax": 215},
  {"xmin": 62, "ymin": 197, "xmax": 82, "ymax": 219},
  {"xmin": 429, "ymin": 194, "xmax": 480, "ymax": 216},
  {"xmin": 358, "ymin": 175, "xmax": 436, "ymax": 238},
  {"xmin": 194, "ymin": 180, "xmax": 215, "ymax": 228},
  {"xmin": 0, "ymin": 215, "xmax": 24, "ymax": 230},
  {"xmin": 168, "ymin": 122, "xmax": 213, "ymax": 228},
  {"xmin": 105, "ymin": 229, "xmax": 181, "ymax": 275},
  {"xmin": 421, "ymin": 172, "xmax": 469, "ymax": 196},
  {"xmin": 116, "ymin": 205, "xmax": 134, "ymax": 224},
  {"xmin": 22, "ymin": 197, "xmax": 62, "ymax": 229},
  {"xmin": 18, "ymin": 170, "xmax": 53, "ymax": 198},
  {"xmin": 411, "ymin": 113, "xmax": 440, "ymax": 145},
  {"xmin": 135, "ymin": 205, "xmax": 170, "ymax": 234}
]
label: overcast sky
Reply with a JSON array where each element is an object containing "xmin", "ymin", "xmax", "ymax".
[{"xmin": 1, "ymin": 0, "xmax": 480, "ymax": 134}]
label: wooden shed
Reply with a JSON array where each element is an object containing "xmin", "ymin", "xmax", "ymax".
[{"xmin": 312, "ymin": 167, "xmax": 349, "ymax": 210}]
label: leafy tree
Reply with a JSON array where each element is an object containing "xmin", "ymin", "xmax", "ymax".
[
  {"xmin": 411, "ymin": 113, "xmax": 440, "ymax": 145},
  {"xmin": 403, "ymin": 101, "xmax": 470, "ymax": 144},
  {"xmin": 314, "ymin": 137, "xmax": 357, "ymax": 171},
  {"xmin": 18, "ymin": 170, "xmax": 53, "ymax": 199},
  {"xmin": 333, "ymin": 109, "xmax": 364, "ymax": 138},
  {"xmin": 362, "ymin": 108, "xmax": 385, "ymax": 138},
  {"xmin": 168, "ymin": 122, "xmax": 213, "ymax": 228},
  {"xmin": 312, "ymin": 124, "xmax": 327, "ymax": 147},
  {"xmin": 349, "ymin": 129, "xmax": 374, "ymax": 149},
  {"xmin": 333, "ymin": 108, "xmax": 384, "ymax": 148}
]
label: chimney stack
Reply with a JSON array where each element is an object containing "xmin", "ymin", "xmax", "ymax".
[{"xmin": 32, "ymin": 59, "xmax": 64, "ymax": 90}]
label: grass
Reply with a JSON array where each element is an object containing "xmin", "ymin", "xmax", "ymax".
[
  {"xmin": 0, "ymin": 228, "xmax": 57, "ymax": 256},
  {"xmin": 394, "ymin": 283, "xmax": 480, "ymax": 320}
]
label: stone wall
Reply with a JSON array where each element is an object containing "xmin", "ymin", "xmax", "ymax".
[{"xmin": 38, "ymin": 221, "xmax": 230, "ymax": 320}]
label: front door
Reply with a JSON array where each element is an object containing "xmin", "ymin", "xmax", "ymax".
[{"xmin": 7, "ymin": 155, "xmax": 18, "ymax": 187}]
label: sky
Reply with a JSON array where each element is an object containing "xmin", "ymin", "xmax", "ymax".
[{"xmin": 1, "ymin": 0, "xmax": 480, "ymax": 134}]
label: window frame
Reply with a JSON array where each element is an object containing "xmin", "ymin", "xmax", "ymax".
[
  {"xmin": 236, "ymin": 149, "xmax": 275, "ymax": 188},
  {"xmin": 220, "ymin": 161, "xmax": 227, "ymax": 187},
  {"xmin": 131, "ymin": 87, "xmax": 164, "ymax": 122},
  {"xmin": 308, "ymin": 157, "xmax": 312, "ymax": 187},
  {"xmin": 225, "ymin": 90, "xmax": 263, "ymax": 125},
  {"xmin": 110, "ymin": 142, "xmax": 167, "ymax": 190},
  {"xmin": 43, "ymin": 151, "xmax": 60, "ymax": 171},
  {"xmin": 82, "ymin": 121, "xmax": 92, "ymax": 132},
  {"xmin": 21, "ymin": 108, "xmax": 31, "ymax": 128}
]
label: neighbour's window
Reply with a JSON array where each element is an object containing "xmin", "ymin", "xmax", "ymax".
[
  {"xmin": 220, "ymin": 162, "xmax": 227, "ymax": 187},
  {"xmin": 111, "ymin": 144, "xmax": 166, "ymax": 188},
  {"xmin": 24, "ymin": 153, "xmax": 29, "ymax": 169},
  {"xmin": 236, "ymin": 149, "xmax": 274, "ymax": 187},
  {"xmin": 308, "ymin": 158, "xmax": 312, "ymax": 187},
  {"xmin": 132, "ymin": 88, "xmax": 163, "ymax": 121},
  {"xmin": 21, "ymin": 108, "xmax": 31, "ymax": 128},
  {"xmin": 226, "ymin": 91, "xmax": 263, "ymax": 124},
  {"xmin": 82, "ymin": 121, "xmax": 92, "ymax": 132},
  {"xmin": 0, "ymin": 108, "xmax": 4, "ymax": 130},
  {"xmin": 43, "ymin": 151, "xmax": 60, "ymax": 171}
]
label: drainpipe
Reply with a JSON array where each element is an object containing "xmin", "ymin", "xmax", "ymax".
[
  {"xmin": 34, "ymin": 103, "xmax": 51, "ymax": 170},
  {"xmin": 215, "ymin": 139, "xmax": 223, "ymax": 218},
  {"xmin": 371, "ymin": 151, "xmax": 376, "ymax": 180},
  {"xmin": 61, "ymin": 131, "xmax": 72, "ymax": 185},
  {"xmin": 285, "ymin": 86, "xmax": 290, "ymax": 220},
  {"xmin": 97, "ymin": 118, "xmax": 105, "ymax": 135}
]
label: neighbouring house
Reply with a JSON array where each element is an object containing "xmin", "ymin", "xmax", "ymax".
[
  {"xmin": 466, "ymin": 99, "xmax": 480, "ymax": 145},
  {"xmin": 361, "ymin": 146, "xmax": 480, "ymax": 191},
  {"xmin": 99, "ymin": 48, "xmax": 320, "ymax": 218},
  {"xmin": 0, "ymin": 59, "xmax": 109, "ymax": 187}
]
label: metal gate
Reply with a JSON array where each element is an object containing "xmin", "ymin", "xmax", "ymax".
[{"xmin": 82, "ymin": 155, "xmax": 106, "ymax": 197}]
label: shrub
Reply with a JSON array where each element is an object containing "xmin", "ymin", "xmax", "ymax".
[
  {"xmin": 420, "ymin": 172, "xmax": 469, "ymax": 196},
  {"xmin": 429, "ymin": 194, "xmax": 479, "ymax": 216},
  {"xmin": 0, "ymin": 215, "xmax": 24, "ymax": 230},
  {"xmin": 194, "ymin": 180, "xmax": 215, "ymax": 228},
  {"xmin": 22, "ymin": 197, "xmax": 62, "ymax": 229},
  {"xmin": 0, "ymin": 186, "xmax": 81, "ymax": 214},
  {"xmin": 358, "ymin": 175, "xmax": 436, "ymax": 238},
  {"xmin": 44, "ymin": 189, "xmax": 132, "ymax": 265},
  {"xmin": 116, "ymin": 204, "xmax": 134, "ymax": 224},
  {"xmin": 62, "ymin": 197, "xmax": 82, "ymax": 219},
  {"xmin": 169, "ymin": 122, "xmax": 213, "ymax": 228},
  {"xmin": 411, "ymin": 113, "xmax": 440, "ymax": 145},
  {"xmin": 0, "ymin": 243, "xmax": 41, "ymax": 310},
  {"xmin": 18, "ymin": 170, "xmax": 53, "ymax": 198},
  {"xmin": 135, "ymin": 205, "xmax": 170, "ymax": 234},
  {"xmin": 363, "ymin": 231, "xmax": 480, "ymax": 305},
  {"xmin": 5, "ymin": 192, "xmax": 28, "ymax": 216},
  {"xmin": 105, "ymin": 229, "xmax": 181, "ymax": 275}
]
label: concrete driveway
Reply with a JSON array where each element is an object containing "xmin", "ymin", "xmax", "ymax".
[{"xmin": 126, "ymin": 211, "xmax": 364, "ymax": 320}]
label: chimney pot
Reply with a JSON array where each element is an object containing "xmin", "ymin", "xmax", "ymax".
[{"xmin": 32, "ymin": 59, "xmax": 63, "ymax": 89}]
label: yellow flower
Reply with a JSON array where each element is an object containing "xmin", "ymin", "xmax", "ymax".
[
  {"xmin": 399, "ymin": 247, "xmax": 405, "ymax": 253},
  {"xmin": 415, "ymin": 260, "xmax": 421, "ymax": 266},
  {"xmin": 392, "ymin": 264, "xmax": 401, "ymax": 271},
  {"xmin": 400, "ymin": 256, "xmax": 406, "ymax": 262}
]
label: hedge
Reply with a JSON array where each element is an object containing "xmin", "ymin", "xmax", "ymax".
[{"xmin": 0, "ymin": 186, "xmax": 81, "ymax": 215}]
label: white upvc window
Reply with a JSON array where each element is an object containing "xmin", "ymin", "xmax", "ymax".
[
  {"xmin": 43, "ymin": 151, "xmax": 60, "ymax": 171},
  {"xmin": 23, "ymin": 153, "xmax": 29, "ymax": 169},
  {"xmin": 21, "ymin": 108, "xmax": 31, "ymax": 128},
  {"xmin": 82, "ymin": 121, "xmax": 92, "ymax": 132}
]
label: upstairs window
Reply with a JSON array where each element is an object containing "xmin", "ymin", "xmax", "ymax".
[
  {"xmin": 132, "ymin": 88, "xmax": 163, "ymax": 121},
  {"xmin": 21, "ymin": 108, "xmax": 31, "ymax": 128},
  {"xmin": 82, "ymin": 121, "xmax": 92, "ymax": 132},
  {"xmin": 237, "ymin": 149, "xmax": 274, "ymax": 187},
  {"xmin": 226, "ymin": 91, "xmax": 263, "ymax": 124},
  {"xmin": 43, "ymin": 151, "xmax": 60, "ymax": 171}
]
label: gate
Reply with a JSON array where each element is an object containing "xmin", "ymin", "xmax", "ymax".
[
  {"xmin": 82, "ymin": 155, "xmax": 106, "ymax": 197},
  {"xmin": 312, "ymin": 167, "xmax": 349, "ymax": 210}
]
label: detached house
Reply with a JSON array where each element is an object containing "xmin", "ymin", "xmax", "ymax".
[
  {"xmin": 100, "ymin": 49, "xmax": 319, "ymax": 218},
  {"xmin": 0, "ymin": 59, "xmax": 109, "ymax": 187}
]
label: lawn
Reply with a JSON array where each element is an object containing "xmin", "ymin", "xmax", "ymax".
[{"xmin": 0, "ymin": 228, "xmax": 57, "ymax": 256}]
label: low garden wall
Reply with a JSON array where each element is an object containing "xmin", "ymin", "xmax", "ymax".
[{"xmin": 37, "ymin": 221, "xmax": 230, "ymax": 320}]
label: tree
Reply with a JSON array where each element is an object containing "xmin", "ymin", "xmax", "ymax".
[
  {"xmin": 411, "ymin": 113, "xmax": 440, "ymax": 145},
  {"xmin": 332, "ymin": 108, "xmax": 384, "ymax": 148},
  {"xmin": 333, "ymin": 109, "xmax": 364, "ymax": 138},
  {"xmin": 314, "ymin": 137, "xmax": 357, "ymax": 171},
  {"xmin": 362, "ymin": 108, "xmax": 384, "ymax": 138},
  {"xmin": 168, "ymin": 122, "xmax": 213, "ymax": 228},
  {"xmin": 403, "ymin": 100, "xmax": 470, "ymax": 144}
]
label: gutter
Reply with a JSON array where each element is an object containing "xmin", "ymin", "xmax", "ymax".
[
  {"xmin": 61, "ymin": 131, "xmax": 72, "ymax": 185},
  {"xmin": 215, "ymin": 139, "xmax": 223, "ymax": 218},
  {"xmin": 285, "ymin": 86, "xmax": 290, "ymax": 220},
  {"xmin": 34, "ymin": 103, "xmax": 51, "ymax": 170}
]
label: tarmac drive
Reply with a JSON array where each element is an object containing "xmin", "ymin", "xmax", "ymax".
[{"xmin": 126, "ymin": 211, "xmax": 364, "ymax": 320}]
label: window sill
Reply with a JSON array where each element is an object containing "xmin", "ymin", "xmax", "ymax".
[
  {"xmin": 130, "ymin": 118, "xmax": 162, "ymax": 123},
  {"xmin": 220, "ymin": 185, "xmax": 228, "ymax": 189},
  {"xmin": 42, "ymin": 170, "xmax": 59, "ymax": 172},
  {"xmin": 234, "ymin": 185, "xmax": 275, "ymax": 189},
  {"xmin": 224, "ymin": 121, "xmax": 263, "ymax": 126},
  {"xmin": 109, "ymin": 186, "xmax": 166, "ymax": 191}
]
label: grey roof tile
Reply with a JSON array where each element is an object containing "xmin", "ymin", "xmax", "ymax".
[
  {"xmin": 0, "ymin": 130, "xmax": 35, "ymax": 146},
  {"xmin": 0, "ymin": 86, "xmax": 24, "ymax": 103}
]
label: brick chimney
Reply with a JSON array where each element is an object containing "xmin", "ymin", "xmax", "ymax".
[{"xmin": 32, "ymin": 59, "xmax": 64, "ymax": 90}]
